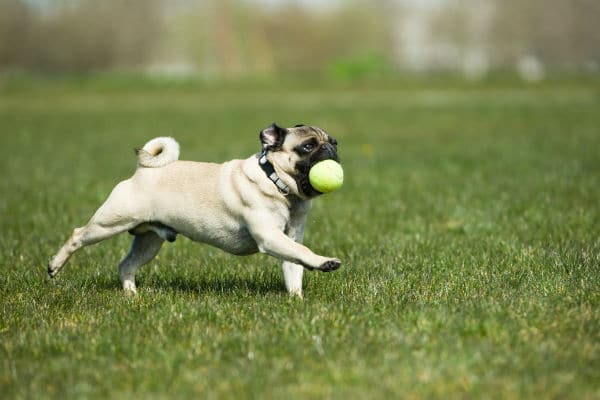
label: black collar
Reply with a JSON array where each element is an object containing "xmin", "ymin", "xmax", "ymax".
[{"xmin": 258, "ymin": 149, "xmax": 290, "ymax": 195}]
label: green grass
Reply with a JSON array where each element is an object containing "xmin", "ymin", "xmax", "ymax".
[{"xmin": 1, "ymin": 77, "xmax": 599, "ymax": 399}]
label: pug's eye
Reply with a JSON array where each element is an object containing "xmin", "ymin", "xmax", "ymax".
[
  {"xmin": 294, "ymin": 139, "xmax": 318, "ymax": 156},
  {"xmin": 302, "ymin": 142, "xmax": 315, "ymax": 153}
]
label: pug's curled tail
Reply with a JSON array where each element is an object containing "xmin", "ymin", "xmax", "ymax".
[{"xmin": 136, "ymin": 137, "xmax": 180, "ymax": 168}]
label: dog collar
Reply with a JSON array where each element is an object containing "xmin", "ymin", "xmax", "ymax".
[{"xmin": 258, "ymin": 148, "xmax": 290, "ymax": 195}]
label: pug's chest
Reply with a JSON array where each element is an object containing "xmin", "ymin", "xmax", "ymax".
[
  {"xmin": 172, "ymin": 196, "xmax": 296, "ymax": 257},
  {"xmin": 206, "ymin": 207, "xmax": 293, "ymax": 256},
  {"xmin": 210, "ymin": 225, "xmax": 259, "ymax": 255},
  {"xmin": 177, "ymin": 216, "xmax": 259, "ymax": 256}
]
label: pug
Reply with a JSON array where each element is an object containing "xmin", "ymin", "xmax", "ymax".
[{"xmin": 48, "ymin": 123, "xmax": 341, "ymax": 297}]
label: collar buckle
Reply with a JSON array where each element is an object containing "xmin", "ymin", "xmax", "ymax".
[{"xmin": 258, "ymin": 148, "xmax": 290, "ymax": 195}]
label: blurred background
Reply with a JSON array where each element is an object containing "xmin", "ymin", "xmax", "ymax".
[{"xmin": 1, "ymin": 0, "xmax": 599, "ymax": 81}]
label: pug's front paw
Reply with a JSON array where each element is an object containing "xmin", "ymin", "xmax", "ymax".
[{"xmin": 318, "ymin": 258, "xmax": 341, "ymax": 272}]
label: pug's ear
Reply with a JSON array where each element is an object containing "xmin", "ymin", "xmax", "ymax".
[{"xmin": 260, "ymin": 123, "xmax": 287, "ymax": 150}]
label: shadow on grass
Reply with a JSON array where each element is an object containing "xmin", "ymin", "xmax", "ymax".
[
  {"xmin": 147, "ymin": 274, "xmax": 285, "ymax": 296},
  {"xmin": 76, "ymin": 273, "xmax": 285, "ymax": 296}
]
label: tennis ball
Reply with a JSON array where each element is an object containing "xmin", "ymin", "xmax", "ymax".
[{"xmin": 309, "ymin": 160, "xmax": 344, "ymax": 193}]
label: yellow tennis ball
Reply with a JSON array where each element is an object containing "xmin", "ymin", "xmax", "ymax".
[{"xmin": 309, "ymin": 160, "xmax": 344, "ymax": 193}]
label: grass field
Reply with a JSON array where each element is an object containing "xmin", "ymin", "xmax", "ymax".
[{"xmin": 1, "ymin": 77, "xmax": 599, "ymax": 399}]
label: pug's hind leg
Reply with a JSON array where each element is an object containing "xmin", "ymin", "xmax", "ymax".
[
  {"xmin": 48, "ymin": 220, "xmax": 138, "ymax": 278},
  {"xmin": 118, "ymin": 232, "xmax": 164, "ymax": 294},
  {"xmin": 48, "ymin": 179, "xmax": 143, "ymax": 278}
]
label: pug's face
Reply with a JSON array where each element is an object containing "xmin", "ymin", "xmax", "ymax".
[{"xmin": 260, "ymin": 123, "xmax": 340, "ymax": 198}]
